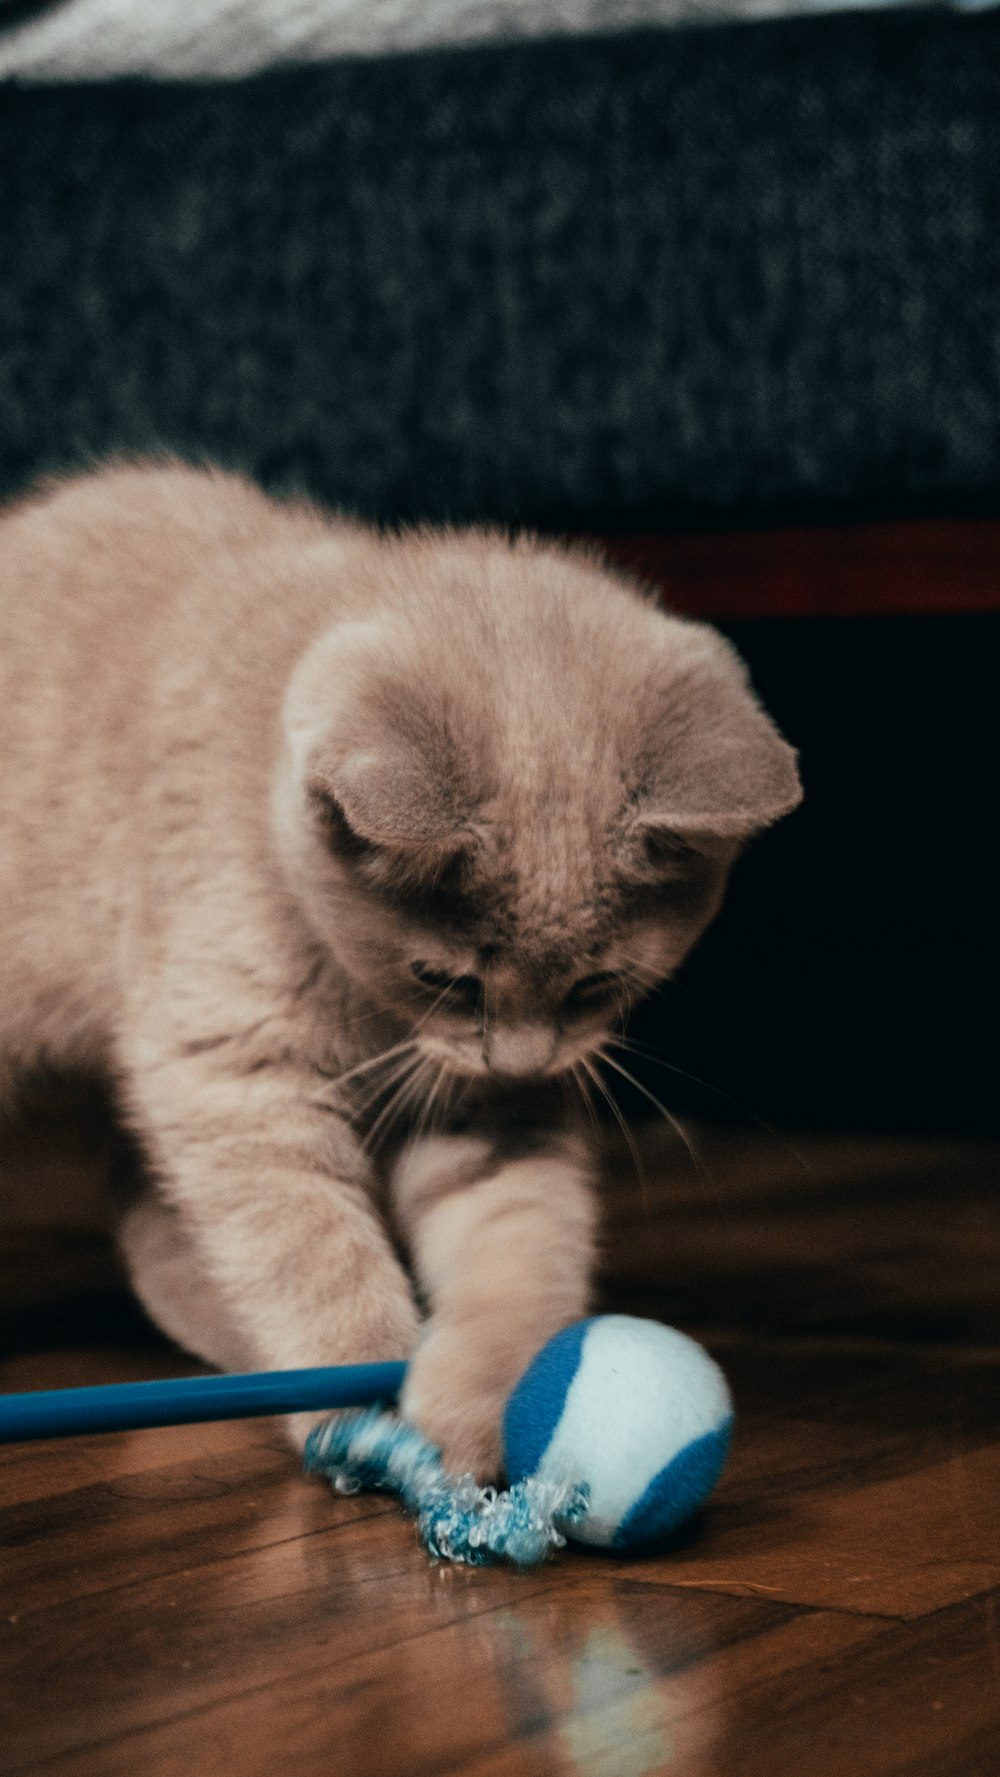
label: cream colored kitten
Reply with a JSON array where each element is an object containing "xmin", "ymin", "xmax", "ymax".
[{"xmin": 0, "ymin": 462, "xmax": 801, "ymax": 1476}]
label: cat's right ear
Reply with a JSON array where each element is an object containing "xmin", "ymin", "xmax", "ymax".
[
  {"xmin": 284, "ymin": 621, "xmax": 477, "ymax": 888},
  {"xmin": 304, "ymin": 749, "xmax": 472, "ymax": 892},
  {"xmin": 305, "ymin": 778, "xmax": 380, "ymax": 867}
]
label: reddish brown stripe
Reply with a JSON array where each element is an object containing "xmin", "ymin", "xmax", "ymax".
[{"xmin": 586, "ymin": 521, "xmax": 1000, "ymax": 620}]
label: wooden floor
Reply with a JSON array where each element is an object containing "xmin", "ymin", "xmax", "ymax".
[{"xmin": 2, "ymin": 1105, "xmax": 999, "ymax": 1777}]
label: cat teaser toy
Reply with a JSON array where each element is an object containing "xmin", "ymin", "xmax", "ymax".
[{"xmin": 0, "ymin": 1316, "xmax": 733, "ymax": 1567}]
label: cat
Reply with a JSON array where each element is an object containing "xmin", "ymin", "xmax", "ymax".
[{"xmin": 0, "ymin": 460, "xmax": 801, "ymax": 1477}]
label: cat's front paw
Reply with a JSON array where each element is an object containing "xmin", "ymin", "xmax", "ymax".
[
  {"xmin": 283, "ymin": 1294, "xmax": 423, "ymax": 1455},
  {"xmin": 287, "ymin": 1406, "xmax": 345, "ymax": 1455},
  {"xmin": 399, "ymin": 1324, "xmax": 508, "ymax": 1483}
]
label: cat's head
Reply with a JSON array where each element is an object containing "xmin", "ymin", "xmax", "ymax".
[{"xmin": 274, "ymin": 532, "xmax": 801, "ymax": 1086}]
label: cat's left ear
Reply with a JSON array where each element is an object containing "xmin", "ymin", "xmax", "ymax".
[{"xmin": 630, "ymin": 626, "xmax": 803, "ymax": 845}]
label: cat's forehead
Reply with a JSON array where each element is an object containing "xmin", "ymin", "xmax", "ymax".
[
  {"xmin": 391, "ymin": 539, "xmax": 674, "ymax": 725},
  {"xmin": 431, "ymin": 822, "xmax": 629, "ymax": 976}
]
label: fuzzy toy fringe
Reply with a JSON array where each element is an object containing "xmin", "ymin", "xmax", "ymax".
[{"xmin": 305, "ymin": 1406, "xmax": 588, "ymax": 1567}]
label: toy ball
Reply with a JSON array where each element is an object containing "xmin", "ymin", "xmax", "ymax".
[
  {"xmin": 304, "ymin": 1312, "xmax": 734, "ymax": 1565},
  {"xmin": 503, "ymin": 1314, "xmax": 734, "ymax": 1549}
]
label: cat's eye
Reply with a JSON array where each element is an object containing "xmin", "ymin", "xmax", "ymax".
[
  {"xmin": 409, "ymin": 961, "xmax": 483, "ymax": 1014},
  {"xmin": 563, "ymin": 971, "xmax": 624, "ymax": 1016}
]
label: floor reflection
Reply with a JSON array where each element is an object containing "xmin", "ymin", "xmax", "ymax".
[{"xmin": 488, "ymin": 1585, "xmax": 724, "ymax": 1775}]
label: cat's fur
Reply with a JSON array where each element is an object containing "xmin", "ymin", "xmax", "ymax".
[{"xmin": 0, "ymin": 461, "xmax": 801, "ymax": 1475}]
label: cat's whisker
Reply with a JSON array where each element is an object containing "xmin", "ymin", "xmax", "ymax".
[
  {"xmin": 446, "ymin": 1070, "xmax": 476, "ymax": 1128},
  {"xmin": 313, "ymin": 1046, "xmax": 421, "ymax": 1121},
  {"xmin": 314, "ymin": 1038, "xmax": 418, "ymax": 1098},
  {"xmin": 393, "ymin": 1058, "xmax": 442, "ymax": 1143},
  {"xmin": 621, "ymin": 973, "xmax": 817, "ymax": 1165},
  {"xmin": 605, "ymin": 1033, "xmax": 815, "ymax": 1179},
  {"xmin": 481, "ymin": 966, "xmax": 497, "ymax": 1045},
  {"xmin": 595, "ymin": 1044, "xmax": 712, "ymax": 1186},
  {"xmin": 361, "ymin": 1082, "xmax": 422, "ymax": 1158},
  {"xmin": 611, "ymin": 982, "xmax": 633, "ymax": 1039},
  {"xmin": 415, "ymin": 1056, "xmax": 452, "ymax": 1147},
  {"xmin": 604, "ymin": 1032, "xmax": 710, "ymax": 1083},
  {"xmin": 347, "ymin": 1050, "xmax": 430, "ymax": 1121},
  {"xmin": 323, "ymin": 999, "xmax": 401, "ymax": 1031},
  {"xmin": 408, "ymin": 981, "xmax": 465, "ymax": 1035},
  {"xmin": 361, "ymin": 1051, "xmax": 433, "ymax": 1154},
  {"xmin": 617, "ymin": 965, "xmax": 670, "ymax": 1001},
  {"xmin": 325, "ymin": 982, "xmax": 472, "ymax": 1129},
  {"xmin": 406, "ymin": 1055, "xmax": 439, "ymax": 1149},
  {"xmin": 616, "ymin": 955, "xmax": 668, "ymax": 994},
  {"xmin": 604, "ymin": 1033, "xmax": 744, "ymax": 1111},
  {"xmin": 620, "ymin": 963, "xmax": 663, "ymax": 983},
  {"xmin": 579, "ymin": 1051, "xmax": 649, "ymax": 1213},
  {"xmin": 570, "ymin": 1060, "xmax": 603, "ymax": 1149}
]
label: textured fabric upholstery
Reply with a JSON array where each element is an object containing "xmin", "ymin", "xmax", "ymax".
[{"xmin": 1, "ymin": 10, "xmax": 998, "ymax": 525}]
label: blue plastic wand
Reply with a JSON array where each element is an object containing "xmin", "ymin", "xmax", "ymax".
[{"xmin": 0, "ymin": 1361, "xmax": 407, "ymax": 1443}]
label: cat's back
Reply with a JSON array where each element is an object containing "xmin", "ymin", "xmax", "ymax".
[
  {"xmin": 0, "ymin": 458, "xmax": 319, "ymax": 655},
  {"xmin": 0, "ymin": 463, "xmax": 345, "ymax": 1069},
  {"xmin": 0, "ymin": 459, "xmax": 337, "ymax": 756}
]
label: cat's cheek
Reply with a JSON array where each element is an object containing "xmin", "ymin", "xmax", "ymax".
[{"xmin": 399, "ymin": 1325, "xmax": 507, "ymax": 1483}]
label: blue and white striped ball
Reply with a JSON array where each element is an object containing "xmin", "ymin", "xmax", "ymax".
[{"xmin": 503, "ymin": 1315, "xmax": 734, "ymax": 1549}]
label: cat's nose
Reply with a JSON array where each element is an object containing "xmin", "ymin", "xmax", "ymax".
[{"xmin": 482, "ymin": 1022, "xmax": 558, "ymax": 1079}]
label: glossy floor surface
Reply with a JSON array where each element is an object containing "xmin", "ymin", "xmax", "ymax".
[{"xmin": 2, "ymin": 1106, "xmax": 999, "ymax": 1776}]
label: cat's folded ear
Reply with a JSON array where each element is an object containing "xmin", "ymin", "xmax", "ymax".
[
  {"xmin": 306, "ymin": 746, "xmax": 472, "ymax": 885},
  {"xmin": 627, "ymin": 626, "xmax": 803, "ymax": 848},
  {"xmin": 284, "ymin": 621, "xmax": 479, "ymax": 888}
]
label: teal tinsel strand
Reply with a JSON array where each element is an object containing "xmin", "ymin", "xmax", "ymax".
[{"xmin": 304, "ymin": 1406, "xmax": 588, "ymax": 1568}]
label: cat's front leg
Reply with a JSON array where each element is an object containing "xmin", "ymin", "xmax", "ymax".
[
  {"xmin": 123, "ymin": 1043, "xmax": 422, "ymax": 1447},
  {"xmin": 389, "ymin": 1123, "xmax": 597, "ymax": 1480}
]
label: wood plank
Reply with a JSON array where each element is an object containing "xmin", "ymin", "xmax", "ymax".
[
  {"xmin": 601, "ymin": 1125, "xmax": 1000, "ymax": 1350},
  {"xmin": 704, "ymin": 1590, "xmax": 1000, "ymax": 1777},
  {"xmin": 0, "ymin": 1507, "xmax": 565, "ymax": 1772},
  {"xmin": 3, "ymin": 1113, "xmax": 999, "ymax": 1776},
  {"xmin": 0, "ymin": 1578, "xmax": 876, "ymax": 1777},
  {"xmin": 0, "ymin": 1426, "xmax": 397, "ymax": 1617},
  {"xmin": 616, "ymin": 1429, "xmax": 1000, "ymax": 1619}
]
